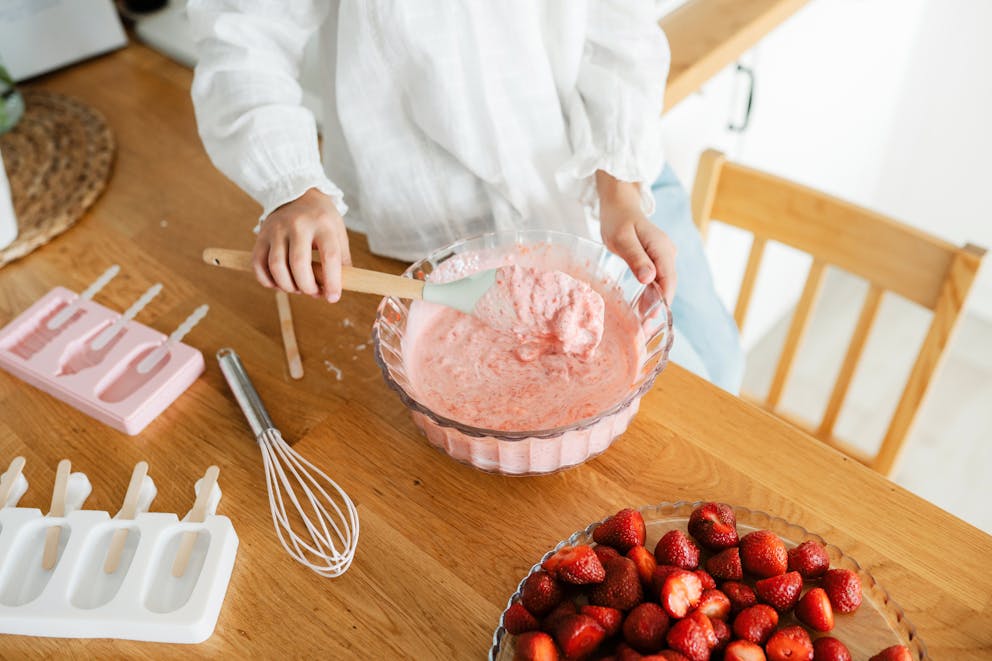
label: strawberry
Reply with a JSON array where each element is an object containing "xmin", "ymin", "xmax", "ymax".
[
  {"xmin": 666, "ymin": 616, "xmax": 711, "ymax": 661},
  {"xmin": 711, "ymin": 616, "xmax": 731, "ymax": 651},
  {"xmin": 504, "ymin": 602, "xmax": 540, "ymax": 635},
  {"xmin": 694, "ymin": 588, "xmax": 731, "ymax": 620},
  {"xmin": 821, "ymin": 569, "xmax": 862, "ymax": 614},
  {"xmin": 580, "ymin": 605, "xmax": 623, "ymax": 638},
  {"xmin": 706, "ymin": 547, "xmax": 743, "ymax": 581},
  {"xmin": 660, "ymin": 569, "xmax": 703, "ymax": 618},
  {"xmin": 589, "ymin": 557, "xmax": 644, "ymax": 611},
  {"xmin": 765, "ymin": 625, "xmax": 813, "ymax": 661},
  {"xmin": 732, "ymin": 604, "xmax": 779, "ymax": 645},
  {"xmin": 651, "ymin": 652, "xmax": 690, "ymax": 661},
  {"xmin": 812, "ymin": 637, "xmax": 852, "ymax": 661},
  {"xmin": 622, "ymin": 602, "xmax": 670, "ymax": 653},
  {"xmin": 722, "ymin": 581, "xmax": 757, "ymax": 614},
  {"xmin": 593, "ymin": 508, "xmax": 646, "ymax": 553},
  {"xmin": 724, "ymin": 639, "xmax": 767, "ymax": 661},
  {"xmin": 684, "ymin": 610, "xmax": 718, "ymax": 648},
  {"xmin": 739, "ymin": 530, "xmax": 788, "ymax": 578},
  {"xmin": 542, "ymin": 545, "xmax": 606, "ymax": 585},
  {"xmin": 795, "ymin": 587, "xmax": 834, "ymax": 632},
  {"xmin": 514, "ymin": 631, "xmax": 560, "ymax": 661},
  {"xmin": 540, "ymin": 601, "xmax": 577, "ymax": 635},
  {"xmin": 694, "ymin": 570, "xmax": 716, "ymax": 590},
  {"xmin": 687, "ymin": 502, "xmax": 739, "ymax": 550},
  {"xmin": 595, "ymin": 545, "xmax": 623, "ymax": 565},
  {"xmin": 754, "ymin": 571, "xmax": 803, "ymax": 612},
  {"xmin": 615, "ymin": 642, "xmax": 644, "ymax": 661},
  {"xmin": 553, "ymin": 614, "xmax": 606, "ymax": 660},
  {"xmin": 787, "ymin": 540, "xmax": 830, "ymax": 579},
  {"xmin": 650, "ymin": 565, "xmax": 684, "ymax": 599},
  {"xmin": 868, "ymin": 645, "xmax": 912, "ymax": 661},
  {"xmin": 521, "ymin": 571, "xmax": 564, "ymax": 616},
  {"xmin": 627, "ymin": 545, "xmax": 658, "ymax": 587},
  {"xmin": 654, "ymin": 530, "xmax": 701, "ymax": 570}
]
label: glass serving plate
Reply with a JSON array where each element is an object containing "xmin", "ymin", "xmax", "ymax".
[
  {"xmin": 491, "ymin": 502, "xmax": 927, "ymax": 660},
  {"xmin": 373, "ymin": 230, "xmax": 673, "ymax": 476}
]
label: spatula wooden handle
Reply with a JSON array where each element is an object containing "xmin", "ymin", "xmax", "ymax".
[{"xmin": 202, "ymin": 248, "xmax": 425, "ymax": 300}]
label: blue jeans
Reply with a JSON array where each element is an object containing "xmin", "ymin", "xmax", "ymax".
[{"xmin": 649, "ymin": 165, "xmax": 744, "ymax": 393}]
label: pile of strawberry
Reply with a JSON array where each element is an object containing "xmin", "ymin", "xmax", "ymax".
[{"xmin": 504, "ymin": 503, "xmax": 913, "ymax": 661}]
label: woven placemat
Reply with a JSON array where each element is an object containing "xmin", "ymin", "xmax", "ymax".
[{"xmin": 0, "ymin": 90, "xmax": 115, "ymax": 268}]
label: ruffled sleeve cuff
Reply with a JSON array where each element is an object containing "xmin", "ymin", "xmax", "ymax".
[{"xmin": 253, "ymin": 166, "xmax": 349, "ymax": 233}]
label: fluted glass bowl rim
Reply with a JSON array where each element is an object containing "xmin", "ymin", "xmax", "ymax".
[
  {"xmin": 372, "ymin": 229, "xmax": 674, "ymax": 441},
  {"xmin": 489, "ymin": 501, "xmax": 927, "ymax": 660}
]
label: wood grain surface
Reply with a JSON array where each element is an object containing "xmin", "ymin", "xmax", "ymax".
[{"xmin": 0, "ymin": 44, "xmax": 989, "ymax": 659}]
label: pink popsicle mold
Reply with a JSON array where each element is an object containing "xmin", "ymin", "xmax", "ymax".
[{"xmin": 0, "ymin": 288, "xmax": 204, "ymax": 435}]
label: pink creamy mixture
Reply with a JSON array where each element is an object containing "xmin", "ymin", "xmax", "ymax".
[
  {"xmin": 402, "ymin": 254, "xmax": 643, "ymax": 431},
  {"xmin": 472, "ymin": 265, "xmax": 606, "ymax": 360}
]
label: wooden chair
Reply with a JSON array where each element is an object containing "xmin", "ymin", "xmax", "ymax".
[{"xmin": 691, "ymin": 149, "xmax": 986, "ymax": 476}]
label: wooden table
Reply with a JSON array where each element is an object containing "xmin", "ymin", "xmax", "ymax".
[{"xmin": 0, "ymin": 41, "xmax": 990, "ymax": 659}]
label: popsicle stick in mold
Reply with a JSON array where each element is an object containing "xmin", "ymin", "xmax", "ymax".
[
  {"xmin": 172, "ymin": 465, "xmax": 220, "ymax": 578},
  {"xmin": 275, "ymin": 291, "xmax": 303, "ymax": 379},
  {"xmin": 47, "ymin": 265, "xmax": 121, "ymax": 331},
  {"xmin": 136, "ymin": 304, "xmax": 209, "ymax": 375},
  {"xmin": 91, "ymin": 283, "xmax": 163, "ymax": 351},
  {"xmin": 103, "ymin": 461, "xmax": 156, "ymax": 574},
  {"xmin": 42, "ymin": 460, "xmax": 71, "ymax": 571},
  {"xmin": 0, "ymin": 456, "xmax": 27, "ymax": 508}
]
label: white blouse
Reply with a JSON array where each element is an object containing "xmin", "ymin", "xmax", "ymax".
[{"xmin": 189, "ymin": 0, "xmax": 670, "ymax": 261}]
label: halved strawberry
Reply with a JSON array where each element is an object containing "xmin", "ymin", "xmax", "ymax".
[
  {"xmin": 504, "ymin": 602, "xmax": 540, "ymax": 635},
  {"xmin": 796, "ymin": 587, "xmax": 834, "ymax": 631},
  {"xmin": 754, "ymin": 571, "xmax": 802, "ymax": 612},
  {"xmin": 711, "ymin": 616, "xmax": 731, "ymax": 651},
  {"xmin": 627, "ymin": 545, "xmax": 658, "ymax": 587},
  {"xmin": 542, "ymin": 545, "xmax": 606, "ymax": 585},
  {"xmin": 724, "ymin": 639, "xmax": 767, "ymax": 661},
  {"xmin": 540, "ymin": 601, "xmax": 577, "ymax": 635},
  {"xmin": 660, "ymin": 569, "xmax": 703, "ymax": 618},
  {"xmin": 740, "ymin": 530, "xmax": 788, "ymax": 578},
  {"xmin": 650, "ymin": 565, "xmax": 683, "ymax": 599},
  {"xmin": 694, "ymin": 588, "xmax": 731, "ymax": 620},
  {"xmin": 812, "ymin": 636, "xmax": 852, "ymax": 661},
  {"xmin": 593, "ymin": 508, "xmax": 646, "ymax": 552},
  {"xmin": 821, "ymin": 569, "xmax": 862, "ymax": 614},
  {"xmin": 687, "ymin": 502, "xmax": 739, "ymax": 550},
  {"xmin": 654, "ymin": 530, "xmax": 701, "ymax": 570},
  {"xmin": 722, "ymin": 581, "xmax": 757, "ymax": 614},
  {"xmin": 595, "ymin": 544, "xmax": 622, "ymax": 565},
  {"xmin": 622, "ymin": 602, "xmax": 670, "ymax": 653},
  {"xmin": 553, "ymin": 614, "xmax": 606, "ymax": 660},
  {"xmin": 521, "ymin": 571, "xmax": 564, "ymax": 616},
  {"xmin": 694, "ymin": 569, "xmax": 716, "ymax": 590},
  {"xmin": 589, "ymin": 557, "xmax": 644, "ymax": 611},
  {"xmin": 514, "ymin": 631, "xmax": 560, "ymax": 661},
  {"xmin": 787, "ymin": 540, "xmax": 830, "ymax": 579},
  {"xmin": 765, "ymin": 625, "xmax": 813, "ymax": 661},
  {"xmin": 868, "ymin": 645, "xmax": 912, "ymax": 661},
  {"xmin": 580, "ymin": 604, "xmax": 623, "ymax": 638},
  {"xmin": 732, "ymin": 604, "xmax": 779, "ymax": 645},
  {"xmin": 706, "ymin": 547, "xmax": 743, "ymax": 581},
  {"xmin": 666, "ymin": 616, "xmax": 710, "ymax": 661}
]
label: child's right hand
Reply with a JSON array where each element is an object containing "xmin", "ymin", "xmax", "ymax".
[{"xmin": 252, "ymin": 188, "xmax": 351, "ymax": 302}]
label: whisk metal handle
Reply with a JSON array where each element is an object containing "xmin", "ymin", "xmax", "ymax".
[{"xmin": 217, "ymin": 348, "xmax": 275, "ymax": 436}]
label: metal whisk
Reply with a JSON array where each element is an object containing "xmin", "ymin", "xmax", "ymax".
[{"xmin": 217, "ymin": 348, "xmax": 359, "ymax": 577}]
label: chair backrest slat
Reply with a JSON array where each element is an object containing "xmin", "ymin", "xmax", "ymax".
[
  {"xmin": 734, "ymin": 236, "xmax": 766, "ymax": 329},
  {"xmin": 766, "ymin": 259, "xmax": 826, "ymax": 409}
]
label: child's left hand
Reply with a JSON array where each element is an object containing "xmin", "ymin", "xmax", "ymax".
[{"xmin": 596, "ymin": 171, "xmax": 677, "ymax": 304}]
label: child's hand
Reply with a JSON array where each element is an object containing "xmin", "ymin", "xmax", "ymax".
[
  {"xmin": 596, "ymin": 171, "xmax": 677, "ymax": 304},
  {"xmin": 252, "ymin": 188, "xmax": 351, "ymax": 302}
]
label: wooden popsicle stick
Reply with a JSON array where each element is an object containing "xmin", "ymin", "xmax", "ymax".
[
  {"xmin": 202, "ymin": 248, "xmax": 426, "ymax": 300},
  {"xmin": 275, "ymin": 291, "xmax": 304, "ymax": 380},
  {"xmin": 42, "ymin": 459, "xmax": 71, "ymax": 571},
  {"xmin": 103, "ymin": 461, "xmax": 149, "ymax": 574},
  {"xmin": 0, "ymin": 456, "xmax": 26, "ymax": 507},
  {"xmin": 171, "ymin": 465, "xmax": 220, "ymax": 578}
]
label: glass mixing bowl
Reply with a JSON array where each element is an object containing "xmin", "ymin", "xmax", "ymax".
[{"xmin": 372, "ymin": 230, "xmax": 673, "ymax": 475}]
